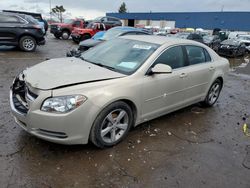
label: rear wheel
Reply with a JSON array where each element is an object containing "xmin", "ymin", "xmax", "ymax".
[
  {"xmin": 202, "ymin": 79, "xmax": 222, "ymax": 107},
  {"xmin": 61, "ymin": 30, "xmax": 70, "ymax": 40},
  {"xmin": 90, "ymin": 101, "xmax": 134, "ymax": 148},
  {"xmin": 19, "ymin": 36, "xmax": 37, "ymax": 52}
]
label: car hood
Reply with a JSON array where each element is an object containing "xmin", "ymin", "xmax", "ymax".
[
  {"xmin": 79, "ymin": 39, "xmax": 103, "ymax": 48},
  {"xmin": 23, "ymin": 58, "xmax": 126, "ymax": 90}
]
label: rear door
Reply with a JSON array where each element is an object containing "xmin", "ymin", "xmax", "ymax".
[
  {"xmin": 0, "ymin": 14, "xmax": 25, "ymax": 45},
  {"xmin": 181, "ymin": 45, "xmax": 215, "ymax": 103}
]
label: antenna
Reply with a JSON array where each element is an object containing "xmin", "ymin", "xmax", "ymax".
[{"xmin": 49, "ymin": 0, "xmax": 52, "ymax": 21}]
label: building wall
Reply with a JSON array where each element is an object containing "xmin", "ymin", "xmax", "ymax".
[{"xmin": 107, "ymin": 12, "xmax": 250, "ymax": 31}]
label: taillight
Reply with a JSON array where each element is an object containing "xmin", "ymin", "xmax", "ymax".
[{"xmin": 33, "ymin": 25, "xmax": 42, "ymax": 29}]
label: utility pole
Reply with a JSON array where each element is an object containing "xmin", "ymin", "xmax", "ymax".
[
  {"xmin": 221, "ymin": 5, "xmax": 224, "ymax": 12},
  {"xmin": 49, "ymin": 0, "xmax": 52, "ymax": 21}
]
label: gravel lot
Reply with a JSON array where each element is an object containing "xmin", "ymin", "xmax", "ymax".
[{"xmin": 0, "ymin": 35, "xmax": 250, "ymax": 188}]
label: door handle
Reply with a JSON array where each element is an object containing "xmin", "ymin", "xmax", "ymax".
[
  {"xmin": 179, "ymin": 73, "xmax": 187, "ymax": 78},
  {"xmin": 209, "ymin": 66, "xmax": 215, "ymax": 71}
]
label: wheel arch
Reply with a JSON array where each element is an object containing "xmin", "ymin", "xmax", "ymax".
[
  {"xmin": 216, "ymin": 76, "xmax": 223, "ymax": 87},
  {"xmin": 18, "ymin": 34, "xmax": 37, "ymax": 44},
  {"xmin": 61, "ymin": 28, "xmax": 71, "ymax": 34},
  {"xmin": 94, "ymin": 98, "xmax": 139, "ymax": 127}
]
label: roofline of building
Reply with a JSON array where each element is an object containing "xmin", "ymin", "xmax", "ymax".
[{"xmin": 107, "ymin": 11, "xmax": 250, "ymax": 14}]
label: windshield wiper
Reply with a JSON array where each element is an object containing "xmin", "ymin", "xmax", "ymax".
[
  {"xmin": 80, "ymin": 57, "xmax": 117, "ymax": 71},
  {"xmin": 92, "ymin": 63, "xmax": 116, "ymax": 71}
]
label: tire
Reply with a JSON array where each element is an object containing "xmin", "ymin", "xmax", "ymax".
[
  {"xmin": 90, "ymin": 101, "xmax": 134, "ymax": 148},
  {"xmin": 72, "ymin": 37, "xmax": 80, "ymax": 44},
  {"xmin": 80, "ymin": 34, "xmax": 91, "ymax": 42},
  {"xmin": 61, "ymin": 30, "xmax": 70, "ymax": 40},
  {"xmin": 54, "ymin": 33, "xmax": 61, "ymax": 39},
  {"xmin": 19, "ymin": 36, "xmax": 37, "ymax": 52},
  {"xmin": 202, "ymin": 79, "xmax": 222, "ymax": 107}
]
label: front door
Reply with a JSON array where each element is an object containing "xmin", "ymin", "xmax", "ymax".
[{"xmin": 141, "ymin": 46, "xmax": 188, "ymax": 121}]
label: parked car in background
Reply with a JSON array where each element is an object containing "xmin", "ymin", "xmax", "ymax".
[
  {"xmin": 237, "ymin": 35, "xmax": 250, "ymax": 52},
  {"xmin": 67, "ymin": 31, "xmax": 106, "ymax": 57},
  {"xmin": 228, "ymin": 31, "xmax": 248, "ymax": 39},
  {"xmin": 0, "ymin": 12, "xmax": 45, "ymax": 52},
  {"xmin": 174, "ymin": 32, "xmax": 204, "ymax": 43},
  {"xmin": 67, "ymin": 26, "xmax": 151, "ymax": 57},
  {"xmin": 3, "ymin": 10, "xmax": 48, "ymax": 34},
  {"xmin": 156, "ymin": 27, "xmax": 171, "ymax": 36},
  {"xmin": 203, "ymin": 35, "xmax": 221, "ymax": 51},
  {"xmin": 50, "ymin": 18, "xmax": 87, "ymax": 40},
  {"xmin": 92, "ymin": 16, "xmax": 122, "ymax": 29},
  {"xmin": 218, "ymin": 39, "xmax": 246, "ymax": 57},
  {"xmin": 71, "ymin": 22, "xmax": 106, "ymax": 43},
  {"xmin": 170, "ymin": 28, "xmax": 180, "ymax": 34},
  {"xmin": 10, "ymin": 35, "xmax": 229, "ymax": 147}
]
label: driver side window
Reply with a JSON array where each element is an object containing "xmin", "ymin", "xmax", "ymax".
[{"xmin": 154, "ymin": 46, "xmax": 186, "ymax": 69}]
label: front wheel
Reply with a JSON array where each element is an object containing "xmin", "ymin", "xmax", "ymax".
[
  {"xmin": 61, "ymin": 31, "xmax": 70, "ymax": 40},
  {"xmin": 90, "ymin": 101, "xmax": 134, "ymax": 148},
  {"xmin": 19, "ymin": 36, "xmax": 37, "ymax": 52},
  {"xmin": 202, "ymin": 79, "xmax": 222, "ymax": 107}
]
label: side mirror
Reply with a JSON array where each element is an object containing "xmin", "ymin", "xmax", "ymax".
[{"xmin": 150, "ymin": 64, "xmax": 172, "ymax": 74}]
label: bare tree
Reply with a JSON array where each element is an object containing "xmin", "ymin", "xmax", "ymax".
[{"xmin": 52, "ymin": 5, "xmax": 66, "ymax": 22}]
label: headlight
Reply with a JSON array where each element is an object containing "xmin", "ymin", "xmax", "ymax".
[
  {"xmin": 57, "ymin": 26, "xmax": 61, "ymax": 30},
  {"xmin": 41, "ymin": 95, "xmax": 87, "ymax": 113}
]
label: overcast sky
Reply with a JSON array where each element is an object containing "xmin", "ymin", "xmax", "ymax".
[{"xmin": 0, "ymin": 0, "xmax": 250, "ymax": 20}]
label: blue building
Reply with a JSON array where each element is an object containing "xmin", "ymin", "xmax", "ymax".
[{"xmin": 106, "ymin": 12, "xmax": 250, "ymax": 31}]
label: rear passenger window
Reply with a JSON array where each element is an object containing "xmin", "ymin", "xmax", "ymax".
[
  {"xmin": 0, "ymin": 15, "xmax": 20, "ymax": 23},
  {"xmin": 154, "ymin": 46, "xmax": 186, "ymax": 69},
  {"xmin": 204, "ymin": 49, "xmax": 212, "ymax": 62},
  {"xmin": 74, "ymin": 21, "xmax": 81, "ymax": 27},
  {"xmin": 186, "ymin": 46, "xmax": 207, "ymax": 65}
]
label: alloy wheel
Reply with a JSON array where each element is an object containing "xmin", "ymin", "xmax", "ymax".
[
  {"xmin": 100, "ymin": 109, "xmax": 129, "ymax": 143},
  {"xmin": 208, "ymin": 83, "xmax": 220, "ymax": 104},
  {"xmin": 23, "ymin": 39, "xmax": 35, "ymax": 51}
]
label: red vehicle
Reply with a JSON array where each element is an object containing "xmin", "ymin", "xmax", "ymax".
[
  {"xmin": 50, "ymin": 19, "xmax": 87, "ymax": 40},
  {"xmin": 71, "ymin": 22, "xmax": 106, "ymax": 43}
]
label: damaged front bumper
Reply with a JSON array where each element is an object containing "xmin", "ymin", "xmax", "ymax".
[{"xmin": 9, "ymin": 76, "xmax": 97, "ymax": 145}]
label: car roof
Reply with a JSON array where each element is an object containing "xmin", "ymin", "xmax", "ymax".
[
  {"xmin": 111, "ymin": 26, "xmax": 140, "ymax": 31},
  {"xmin": 3, "ymin": 10, "xmax": 42, "ymax": 17},
  {"xmin": 120, "ymin": 35, "xmax": 204, "ymax": 46}
]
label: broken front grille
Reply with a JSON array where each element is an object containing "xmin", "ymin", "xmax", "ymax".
[{"xmin": 12, "ymin": 75, "xmax": 38, "ymax": 115}]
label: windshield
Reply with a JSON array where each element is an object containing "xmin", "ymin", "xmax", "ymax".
[
  {"xmin": 237, "ymin": 36, "xmax": 250, "ymax": 41},
  {"xmin": 81, "ymin": 38, "xmax": 159, "ymax": 75},
  {"xmin": 203, "ymin": 35, "xmax": 214, "ymax": 42},
  {"xmin": 86, "ymin": 22, "xmax": 97, "ymax": 29},
  {"xmin": 63, "ymin": 19, "xmax": 74, "ymax": 24},
  {"xmin": 102, "ymin": 29, "xmax": 125, "ymax": 40},
  {"xmin": 221, "ymin": 39, "xmax": 240, "ymax": 46}
]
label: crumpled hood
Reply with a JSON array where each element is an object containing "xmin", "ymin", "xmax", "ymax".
[{"xmin": 23, "ymin": 58, "xmax": 125, "ymax": 90}]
